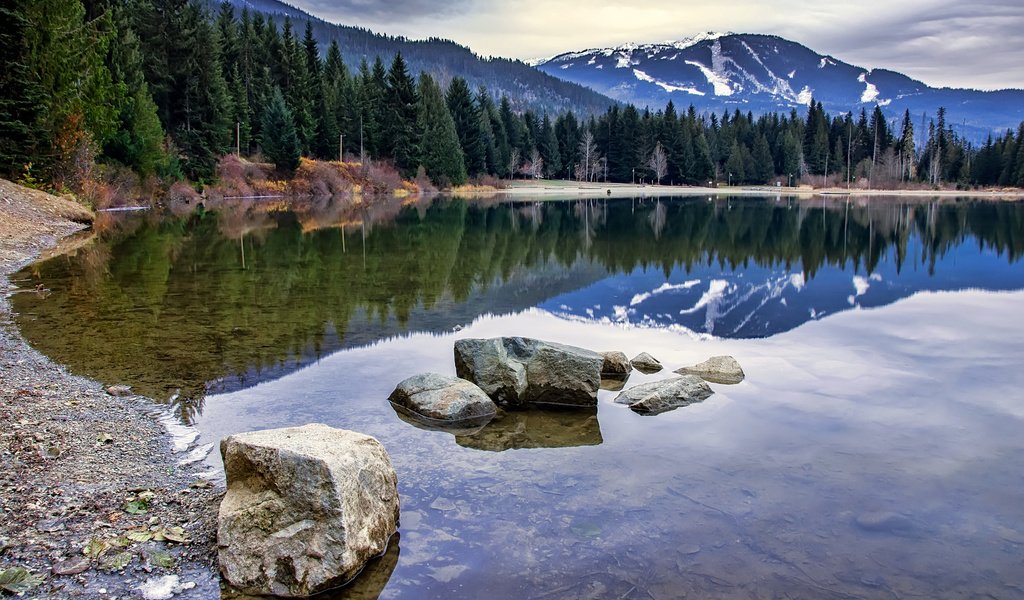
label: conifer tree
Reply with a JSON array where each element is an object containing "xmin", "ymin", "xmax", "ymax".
[
  {"xmin": 415, "ymin": 72, "xmax": 466, "ymax": 186},
  {"xmin": 0, "ymin": 0, "xmax": 44, "ymax": 177},
  {"xmin": 538, "ymin": 114, "xmax": 562, "ymax": 178},
  {"xmin": 384, "ymin": 53, "xmax": 418, "ymax": 174},
  {"xmin": 446, "ymin": 77, "xmax": 485, "ymax": 176},
  {"xmin": 261, "ymin": 86, "xmax": 300, "ymax": 172}
]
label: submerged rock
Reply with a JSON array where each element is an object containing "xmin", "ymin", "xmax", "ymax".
[
  {"xmin": 630, "ymin": 352, "xmax": 663, "ymax": 374},
  {"xmin": 387, "ymin": 373, "xmax": 496, "ymax": 424},
  {"xmin": 613, "ymin": 376, "xmax": 714, "ymax": 415},
  {"xmin": 599, "ymin": 376, "xmax": 629, "ymax": 392},
  {"xmin": 455, "ymin": 407, "xmax": 603, "ymax": 451},
  {"xmin": 675, "ymin": 355, "xmax": 745, "ymax": 384},
  {"xmin": 218, "ymin": 423, "xmax": 399, "ymax": 597},
  {"xmin": 854, "ymin": 511, "xmax": 916, "ymax": 535},
  {"xmin": 599, "ymin": 351, "xmax": 632, "ymax": 376},
  {"xmin": 455, "ymin": 337, "xmax": 602, "ymax": 407}
]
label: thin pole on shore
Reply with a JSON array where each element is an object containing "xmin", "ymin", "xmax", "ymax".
[
  {"xmin": 339, "ymin": 134, "xmax": 344, "ymax": 162},
  {"xmin": 236, "ymin": 122, "xmax": 240, "ymax": 156}
]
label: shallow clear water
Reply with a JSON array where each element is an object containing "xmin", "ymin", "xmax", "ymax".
[{"xmin": 11, "ymin": 196, "xmax": 1024, "ymax": 598}]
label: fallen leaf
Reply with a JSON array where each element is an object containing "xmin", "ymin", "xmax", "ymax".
[
  {"xmin": 96, "ymin": 433, "xmax": 114, "ymax": 444},
  {"xmin": 99, "ymin": 552, "xmax": 132, "ymax": 572},
  {"xmin": 82, "ymin": 538, "xmax": 110, "ymax": 559},
  {"xmin": 147, "ymin": 550, "xmax": 175, "ymax": 569},
  {"xmin": 0, "ymin": 567, "xmax": 44, "ymax": 593}
]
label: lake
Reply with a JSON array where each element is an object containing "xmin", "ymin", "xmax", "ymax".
[{"xmin": 11, "ymin": 195, "xmax": 1024, "ymax": 598}]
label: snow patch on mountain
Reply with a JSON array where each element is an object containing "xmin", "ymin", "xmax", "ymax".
[
  {"xmin": 667, "ymin": 31, "xmax": 730, "ymax": 51},
  {"xmin": 633, "ymin": 69, "xmax": 705, "ymax": 95},
  {"xmin": 858, "ymin": 72, "xmax": 880, "ymax": 103}
]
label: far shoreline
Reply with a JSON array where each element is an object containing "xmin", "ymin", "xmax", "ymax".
[{"xmin": 460, "ymin": 180, "xmax": 1024, "ymax": 201}]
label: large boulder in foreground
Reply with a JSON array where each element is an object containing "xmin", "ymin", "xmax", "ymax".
[
  {"xmin": 218, "ymin": 424, "xmax": 399, "ymax": 597},
  {"xmin": 388, "ymin": 373, "xmax": 497, "ymax": 425},
  {"xmin": 613, "ymin": 376, "xmax": 714, "ymax": 415},
  {"xmin": 455, "ymin": 337, "xmax": 602, "ymax": 407},
  {"xmin": 675, "ymin": 355, "xmax": 745, "ymax": 384}
]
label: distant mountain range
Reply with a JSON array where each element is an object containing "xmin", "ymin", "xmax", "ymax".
[
  {"xmin": 532, "ymin": 33, "xmax": 1024, "ymax": 139},
  {"xmin": 216, "ymin": 0, "xmax": 615, "ymax": 116}
]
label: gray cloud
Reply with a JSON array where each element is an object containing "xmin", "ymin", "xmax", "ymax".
[
  {"xmin": 797, "ymin": 0, "xmax": 1024, "ymax": 89},
  {"xmin": 290, "ymin": 0, "xmax": 475, "ymax": 22}
]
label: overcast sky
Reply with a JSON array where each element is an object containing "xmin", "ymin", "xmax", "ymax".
[{"xmin": 286, "ymin": 0, "xmax": 1023, "ymax": 90}]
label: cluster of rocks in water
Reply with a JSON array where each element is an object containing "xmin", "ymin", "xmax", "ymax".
[
  {"xmin": 215, "ymin": 337, "xmax": 743, "ymax": 598},
  {"xmin": 389, "ymin": 336, "xmax": 745, "ymax": 424}
]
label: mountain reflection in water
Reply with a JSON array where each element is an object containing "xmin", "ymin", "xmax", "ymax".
[{"xmin": 12, "ymin": 195, "xmax": 1024, "ymax": 424}]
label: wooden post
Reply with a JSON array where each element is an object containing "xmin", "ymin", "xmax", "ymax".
[
  {"xmin": 339, "ymin": 134, "xmax": 344, "ymax": 162},
  {"xmin": 236, "ymin": 122, "xmax": 240, "ymax": 156}
]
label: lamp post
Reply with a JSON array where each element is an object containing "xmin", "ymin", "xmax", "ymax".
[
  {"xmin": 728, "ymin": 172, "xmax": 732, "ymax": 186},
  {"xmin": 632, "ymin": 168, "xmax": 635, "ymax": 185}
]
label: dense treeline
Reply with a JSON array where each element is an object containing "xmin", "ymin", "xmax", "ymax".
[{"xmin": 2, "ymin": 0, "xmax": 1024, "ymax": 190}]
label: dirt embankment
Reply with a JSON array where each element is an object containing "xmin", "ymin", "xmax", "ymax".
[{"xmin": 0, "ymin": 179, "xmax": 219, "ymax": 598}]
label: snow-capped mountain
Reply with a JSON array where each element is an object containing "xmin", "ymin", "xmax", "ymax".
[{"xmin": 534, "ymin": 33, "xmax": 1024, "ymax": 136}]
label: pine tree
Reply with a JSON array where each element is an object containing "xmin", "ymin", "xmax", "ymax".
[
  {"xmin": 415, "ymin": 72, "xmax": 466, "ymax": 186},
  {"xmin": 0, "ymin": 0, "xmax": 47, "ymax": 176},
  {"xmin": 445, "ymin": 77, "xmax": 485, "ymax": 176},
  {"xmin": 752, "ymin": 134, "xmax": 774, "ymax": 183},
  {"xmin": 384, "ymin": 53, "xmax": 418, "ymax": 174},
  {"xmin": 261, "ymin": 86, "xmax": 300, "ymax": 172},
  {"xmin": 538, "ymin": 114, "xmax": 561, "ymax": 178},
  {"xmin": 104, "ymin": 6, "xmax": 166, "ymax": 175}
]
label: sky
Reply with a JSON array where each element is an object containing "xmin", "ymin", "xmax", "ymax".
[{"xmin": 285, "ymin": 0, "xmax": 1024, "ymax": 90}]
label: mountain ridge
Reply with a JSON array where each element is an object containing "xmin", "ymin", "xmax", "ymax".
[{"xmin": 533, "ymin": 32, "xmax": 1024, "ymax": 139}]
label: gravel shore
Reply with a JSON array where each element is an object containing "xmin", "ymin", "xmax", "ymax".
[{"xmin": 0, "ymin": 179, "xmax": 219, "ymax": 598}]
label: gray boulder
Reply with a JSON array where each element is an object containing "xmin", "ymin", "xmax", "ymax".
[
  {"xmin": 388, "ymin": 373, "xmax": 496, "ymax": 424},
  {"xmin": 218, "ymin": 424, "xmax": 399, "ymax": 597},
  {"xmin": 455, "ymin": 337, "xmax": 602, "ymax": 408},
  {"xmin": 630, "ymin": 352, "xmax": 663, "ymax": 374},
  {"xmin": 675, "ymin": 355, "xmax": 745, "ymax": 384},
  {"xmin": 452, "ymin": 338, "xmax": 528, "ymax": 405},
  {"xmin": 613, "ymin": 376, "xmax": 714, "ymax": 415},
  {"xmin": 599, "ymin": 351, "xmax": 633, "ymax": 376}
]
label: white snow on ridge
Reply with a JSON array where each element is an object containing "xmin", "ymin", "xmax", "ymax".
[
  {"xmin": 632, "ymin": 69, "xmax": 705, "ymax": 95},
  {"xmin": 686, "ymin": 60, "xmax": 733, "ymax": 96},
  {"xmin": 680, "ymin": 280, "xmax": 730, "ymax": 315},
  {"xmin": 858, "ymin": 72, "xmax": 880, "ymax": 103},
  {"xmin": 796, "ymin": 86, "xmax": 813, "ymax": 106},
  {"xmin": 629, "ymin": 279, "xmax": 702, "ymax": 306},
  {"xmin": 667, "ymin": 31, "xmax": 731, "ymax": 51}
]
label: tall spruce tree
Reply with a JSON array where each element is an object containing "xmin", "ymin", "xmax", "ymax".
[
  {"xmin": 384, "ymin": 53, "xmax": 418, "ymax": 174},
  {"xmin": 261, "ymin": 86, "xmax": 300, "ymax": 172},
  {"xmin": 445, "ymin": 77, "xmax": 485, "ymax": 177},
  {"xmin": 415, "ymin": 73, "xmax": 466, "ymax": 186}
]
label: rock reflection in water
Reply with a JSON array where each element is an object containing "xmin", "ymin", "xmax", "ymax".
[{"xmin": 455, "ymin": 406, "xmax": 602, "ymax": 451}]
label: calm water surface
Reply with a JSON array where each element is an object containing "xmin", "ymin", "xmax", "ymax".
[{"xmin": 11, "ymin": 195, "xmax": 1024, "ymax": 599}]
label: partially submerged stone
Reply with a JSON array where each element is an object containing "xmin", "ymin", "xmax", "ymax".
[
  {"xmin": 105, "ymin": 384, "xmax": 132, "ymax": 397},
  {"xmin": 455, "ymin": 337, "xmax": 602, "ymax": 408},
  {"xmin": 675, "ymin": 355, "xmax": 745, "ymax": 384},
  {"xmin": 218, "ymin": 424, "xmax": 399, "ymax": 597},
  {"xmin": 613, "ymin": 376, "xmax": 714, "ymax": 415},
  {"xmin": 387, "ymin": 373, "xmax": 496, "ymax": 424},
  {"xmin": 630, "ymin": 352, "xmax": 663, "ymax": 374},
  {"xmin": 599, "ymin": 351, "xmax": 632, "ymax": 376}
]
